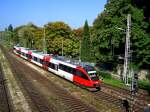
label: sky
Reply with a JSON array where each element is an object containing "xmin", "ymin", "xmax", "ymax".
[{"xmin": 0, "ymin": 0, "xmax": 107, "ymax": 30}]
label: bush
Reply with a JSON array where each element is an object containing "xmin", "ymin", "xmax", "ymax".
[
  {"xmin": 138, "ymin": 80, "xmax": 150, "ymax": 91},
  {"xmin": 97, "ymin": 71, "xmax": 112, "ymax": 79}
]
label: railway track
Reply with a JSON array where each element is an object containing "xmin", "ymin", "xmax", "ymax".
[
  {"xmin": 101, "ymin": 83, "xmax": 150, "ymax": 111},
  {"xmin": 0, "ymin": 45, "xmax": 99, "ymax": 112},
  {"xmin": 0, "ymin": 63, "xmax": 12, "ymax": 112},
  {"xmin": 93, "ymin": 91, "xmax": 123, "ymax": 110},
  {"xmin": 73, "ymin": 81, "xmax": 124, "ymax": 111},
  {"xmin": 1, "ymin": 46, "xmax": 54, "ymax": 112}
]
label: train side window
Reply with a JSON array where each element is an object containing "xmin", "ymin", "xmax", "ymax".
[
  {"xmin": 33, "ymin": 57, "xmax": 38, "ymax": 62},
  {"xmin": 72, "ymin": 68, "xmax": 76, "ymax": 74},
  {"xmin": 59, "ymin": 64, "xmax": 64, "ymax": 70},
  {"xmin": 59, "ymin": 64, "xmax": 75, "ymax": 74},
  {"xmin": 67, "ymin": 67, "xmax": 74, "ymax": 74},
  {"xmin": 48, "ymin": 63, "xmax": 51, "ymax": 68},
  {"xmin": 60, "ymin": 64, "xmax": 69, "ymax": 72},
  {"xmin": 59, "ymin": 64, "xmax": 61, "ymax": 69},
  {"xmin": 40, "ymin": 59, "xmax": 43, "ymax": 64},
  {"xmin": 48, "ymin": 62, "xmax": 55, "ymax": 69},
  {"xmin": 63, "ymin": 65, "xmax": 67, "ymax": 72},
  {"xmin": 69, "ymin": 67, "xmax": 74, "ymax": 74},
  {"xmin": 65, "ymin": 65, "xmax": 69, "ymax": 72},
  {"xmin": 76, "ymin": 70, "xmax": 89, "ymax": 80}
]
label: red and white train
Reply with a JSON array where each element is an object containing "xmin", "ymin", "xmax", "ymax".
[{"xmin": 13, "ymin": 45, "xmax": 102, "ymax": 90}]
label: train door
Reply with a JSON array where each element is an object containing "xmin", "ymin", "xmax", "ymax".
[
  {"xmin": 43, "ymin": 56, "xmax": 51, "ymax": 70},
  {"xmin": 27, "ymin": 51, "xmax": 32, "ymax": 61},
  {"xmin": 37, "ymin": 58, "xmax": 43, "ymax": 67},
  {"xmin": 43, "ymin": 61, "xmax": 49, "ymax": 70},
  {"xmin": 54, "ymin": 64, "xmax": 58, "ymax": 71}
]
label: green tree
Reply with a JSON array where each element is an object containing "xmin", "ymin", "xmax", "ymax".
[
  {"xmin": 81, "ymin": 20, "xmax": 91, "ymax": 62},
  {"xmin": 73, "ymin": 28, "xmax": 83, "ymax": 39},
  {"xmin": 92, "ymin": 0, "xmax": 150, "ymax": 68},
  {"xmin": 33, "ymin": 28, "xmax": 43, "ymax": 50},
  {"xmin": 14, "ymin": 23, "xmax": 39, "ymax": 48},
  {"xmin": 44, "ymin": 21, "xmax": 79, "ymax": 57},
  {"xmin": 8, "ymin": 24, "xmax": 13, "ymax": 32},
  {"xmin": 7, "ymin": 24, "xmax": 14, "ymax": 45}
]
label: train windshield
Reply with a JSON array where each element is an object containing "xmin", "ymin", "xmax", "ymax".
[
  {"xmin": 83, "ymin": 65, "xmax": 99, "ymax": 81},
  {"xmin": 88, "ymin": 71, "xmax": 99, "ymax": 81}
]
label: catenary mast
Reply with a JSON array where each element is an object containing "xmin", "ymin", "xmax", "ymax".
[{"xmin": 123, "ymin": 14, "xmax": 132, "ymax": 85}]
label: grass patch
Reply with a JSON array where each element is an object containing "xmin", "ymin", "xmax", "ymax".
[
  {"xmin": 102, "ymin": 78, "xmax": 150, "ymax": 92},
  {"xmin": 138, "ymin": 80, "xmax": 150, "ymax": 90},
  {"xmin": 97, "ymin": 71, "xmax": 127, "ymax": 89},
  {"xmin": 103, "ymin": 78, "xmax": 127, "ymax": 89},
  {"xmin": 97, "ymin": 71, "xmax": 112, "ymax": 79},
  {"xmin": 97, "ymin": 70, "xmax": 150, "ymax": 91}
]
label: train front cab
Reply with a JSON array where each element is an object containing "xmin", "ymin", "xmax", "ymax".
[
  {"xmin": 73, "ymin": 66, "xmax": 101, "ymax": 91},
  {"xmin": 88, "ymin": 71, "xmax": 102, "ymax": 90}
]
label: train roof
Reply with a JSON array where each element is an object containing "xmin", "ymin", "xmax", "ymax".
[{"xmin": 53, "ymin": 56, "xmax": 95, "ymax": 69}]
